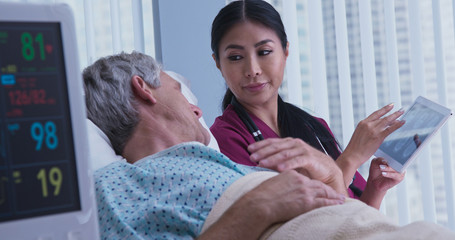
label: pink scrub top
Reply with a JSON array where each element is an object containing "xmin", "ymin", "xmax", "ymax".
[{"xmin": 210, "ymin": 104, "xmax": 366, "ymax": 198}]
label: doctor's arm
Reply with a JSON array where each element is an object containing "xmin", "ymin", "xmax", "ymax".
[{"xmin": 335, "ymin": 103, "xmax": 404, "ymax": 188}]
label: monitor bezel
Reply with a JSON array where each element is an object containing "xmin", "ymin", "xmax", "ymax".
[{"xmin": 0, "ymin": 2, "xmax": 99, "ymax": 239}]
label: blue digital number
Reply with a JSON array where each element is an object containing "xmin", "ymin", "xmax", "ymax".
[
  {"xmin": 45, "ymin": 121, "xmax": 58, "ymax": 150},
  {"xmin": 31, "ymin": 122, "xmax": 43, "ymax": 150},
  {"xmin": 30, "ymin": 121, "xmax": 58, "ymax": 151}
]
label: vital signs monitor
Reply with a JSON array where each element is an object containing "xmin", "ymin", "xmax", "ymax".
[{"xmin": 0, "ymin": 2, "xmax": 99, "ymax": 239}]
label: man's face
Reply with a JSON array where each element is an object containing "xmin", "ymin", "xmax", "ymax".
[{"xmin": 152, "ymin": 71, "xmax": 210, "ymax": 145}]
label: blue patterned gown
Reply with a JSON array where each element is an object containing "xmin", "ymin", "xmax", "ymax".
[{"xmin": 95, "ymin": 142, "xmax": 260, "ymax": 239}]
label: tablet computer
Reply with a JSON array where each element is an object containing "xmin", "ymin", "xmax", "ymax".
[
  {"xmin": 0, "ymin": 2, "xmax": 99, "ymax": 239},
  {"xmin": 374, "ymin": 96, "xmax": 452, "ymax": 173}
]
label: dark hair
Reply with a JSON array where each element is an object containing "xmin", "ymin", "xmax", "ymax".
[
  {"xmin": 211, "ymin": 0, "xmax": 287, "ymax": 62},
  {"xmin": 212, "ymin": 1, "xmax": 342, "ymax": 161},
  {"xmin": 277, "ymin": 97, "xmax": 341, "ymax": 161}
]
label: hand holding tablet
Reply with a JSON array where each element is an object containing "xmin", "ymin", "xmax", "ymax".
[{"xmin": 374, "ymin": 96, "xmax": 452, "ymax": 173}]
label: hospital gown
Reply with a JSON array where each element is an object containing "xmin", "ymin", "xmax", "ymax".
[{"xmin": 94, "ymin": 142, "xmax": 258, "ymax": 239}]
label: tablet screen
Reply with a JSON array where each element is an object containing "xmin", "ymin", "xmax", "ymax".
[{"xmin": 378, "ymin": 101, "xmax": 445, "ymax": 165}]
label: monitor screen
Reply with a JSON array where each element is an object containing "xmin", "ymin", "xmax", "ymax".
[{"xmin": 0, "ymin": 21, "xmax": 81, "ymax": 222}]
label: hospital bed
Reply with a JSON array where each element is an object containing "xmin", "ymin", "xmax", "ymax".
[{"xmin": 85, "ymin": 71, "xmax": 455, "ymax": 239}]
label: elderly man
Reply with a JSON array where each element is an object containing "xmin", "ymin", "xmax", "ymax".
[{"xmin": 84, "ymin": 52, "xmax": 454, "ymax": 239}]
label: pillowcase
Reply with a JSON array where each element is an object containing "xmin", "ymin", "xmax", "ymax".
[
  {"xmin": 87, "ymin": 119, "xmax": 126, "ymax": 171},
  {"xmin": 87, "ymin": 71, "xmax": 220, "ymax": 171}
]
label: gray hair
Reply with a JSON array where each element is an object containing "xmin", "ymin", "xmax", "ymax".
[{"xmin": 82, "ymin": 51, "xmax": 161, "ymax": 155}]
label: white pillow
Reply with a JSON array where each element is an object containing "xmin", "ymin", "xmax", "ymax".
[
  {"xmin": 87, "ymin": 71, "xmax": 220, "ymax": 171},
  {"xmin": 87, "ymin": 119, "xmax": 126, "ymax": 171}
]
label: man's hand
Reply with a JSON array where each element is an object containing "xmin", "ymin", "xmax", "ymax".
[
  {"xmin": 198, "ymin": 170, "xmax": 345, "ymax": 240},
  {"xmin": 248, "ymin": 138, "xmax": 346, "ymax": 194},
  {"xmin": 247, "ymin": 170, "xmax": 346, "ymax": 222}
]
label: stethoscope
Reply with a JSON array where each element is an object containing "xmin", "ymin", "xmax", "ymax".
[
  {"xmin": 231, "ymin": 96, "xmax": 329, "ymax": 151},
  {"xmin": 231, "ymin": 97, "xmax": 264, "ymax": 141},
  {"xmin": 231, "ymin": 96, "xmax": 362, "ymax": 197}
]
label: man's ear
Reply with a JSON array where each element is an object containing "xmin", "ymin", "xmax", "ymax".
[{"xmin": 131, "ymin": 75, "xmax": 157, "ymax": 104}]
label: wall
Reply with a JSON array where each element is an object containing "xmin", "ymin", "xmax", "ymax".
[{"xmin": 153, "ymin": 0, "xmax": 226, "ymax": 126}]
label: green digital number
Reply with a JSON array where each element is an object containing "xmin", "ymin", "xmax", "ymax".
[
  {"xmin": 21, "ymin": 32, "xmax": 45, "ymax": 61},
  {"xmin": 37, "ymin": 167, "xmax": 62, "ymax": 197},
  {"xmin": 21, "ymin": 32, "xmax": 34, "ymax": 61},
  {"xmin": 35, "ymin": 33, "xmax": 45, "ymax": 60}
]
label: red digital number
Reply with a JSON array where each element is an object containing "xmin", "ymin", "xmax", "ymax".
[
  {"xmin": 8, "ymin": 89, "xmax": 48, "ymax": 106},
  {"xmin": 8, "ymin": 90, "xmax": 21, "ymax": 106},
  {"xmin": 31, "ymin": 89, "xmax": 47, "ymax": 104}
]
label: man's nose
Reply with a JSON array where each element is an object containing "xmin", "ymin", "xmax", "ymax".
[{"xmin": 191, "ymin": 104, "xmax": 203, "ymax": 118}]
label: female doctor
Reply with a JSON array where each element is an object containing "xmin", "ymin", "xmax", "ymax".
[{"xmin": 209, "ymin": 0, "xmax": 405, "ymax": 209}]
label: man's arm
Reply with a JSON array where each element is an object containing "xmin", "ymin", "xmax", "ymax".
[{"xmin": 197, "ymin": 170, "xmax": 345, "ymax": 239}]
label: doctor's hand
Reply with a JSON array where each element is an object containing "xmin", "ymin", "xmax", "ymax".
[
  {"xmin": 342, "ymin": 104, "xmax": 405, "ymax": 168},
  {"xmin": 248, "ymin": 138, "xmax": 347, "ymax": 195},
  {"xmin": 367, "ymin": 158, "xmax": 405, "ymax": 192},
  {"xmin": 337, "ymin": 103, "xmax": 405, "ymax": 187},
  {"xmin": 360, "ymin": 158, "xmax": 405, "ymax": 209}
]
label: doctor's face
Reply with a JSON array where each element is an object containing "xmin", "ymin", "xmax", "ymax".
[{"xmin": 215, "ymin": 20, "xmax": 289, "ymax": 108}]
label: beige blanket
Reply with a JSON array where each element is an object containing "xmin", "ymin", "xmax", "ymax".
[{"xmin": 201, "ymin": 171, "xmax": 455, "ymax": 239}]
